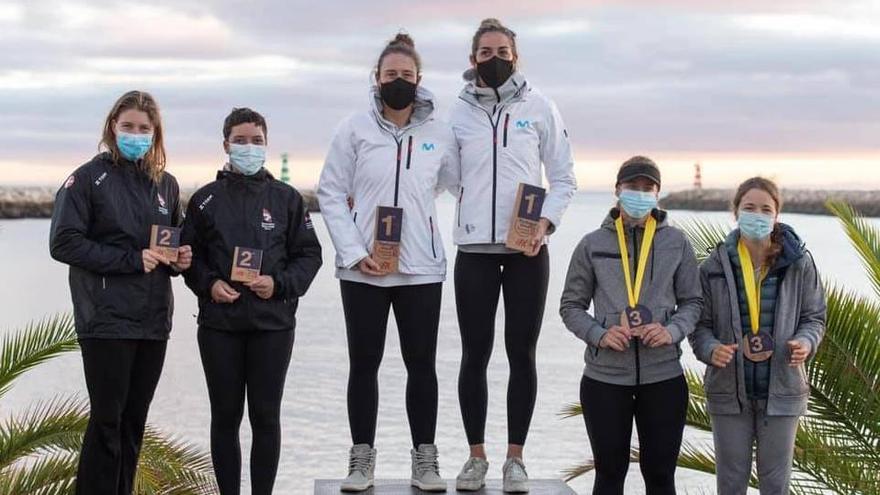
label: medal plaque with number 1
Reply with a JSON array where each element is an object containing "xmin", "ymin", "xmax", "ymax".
[
  {"xmin": 372, "ymin": 206, "xmax": 403, "ymax": 274},
  {"xmin": 506, "ymin": 183, "xmax": 547, "ymax": 252}
]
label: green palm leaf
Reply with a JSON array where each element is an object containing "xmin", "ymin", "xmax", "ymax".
[
  {"xmin": 0, "ymin": 397, "xmax": 88, "ymax": 469},
  {"xmin": 0, "ymin": 315, "xmax": 217, "ymax": 494},
  {"xmin": 675, "ymin": 218, "xmax": 731, "ymax": 263},
  {"xmin": 827, "ymin": 200, "xmax": 880, "ymax": 298},
  {"xmin": 0, "ymin": 314, "xmax": 77, "ymax": 401}
]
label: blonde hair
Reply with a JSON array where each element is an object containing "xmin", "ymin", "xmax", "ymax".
[
  {"xmin": 100, "ymin": 90, "xmax": 167, "ymax": 182},
  {"xmin": 471, "ymin": 18, "xmax": 518, "ymax": 57}
]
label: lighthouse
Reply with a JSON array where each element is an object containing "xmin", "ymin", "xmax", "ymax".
[
  {"xmin": 694, "ymin": 162, "xmax": 703, "ymax": 191},
  {"xmin": 280, "ymin": 153, "xmax": 290, "ymax": 184}
]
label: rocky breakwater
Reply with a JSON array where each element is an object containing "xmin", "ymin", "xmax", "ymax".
[
  {"xmin": 0, "ymin": 186, "xmax": 320, "ymax": 219},
  {"xmin": 660, "ymin": 188, "xmax": 879, "ymax": 217}
]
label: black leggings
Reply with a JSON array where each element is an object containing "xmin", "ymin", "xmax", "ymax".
[
  {"xmin": 455, "ymin": 247, "xmax": 549, "ymax": 446},
  {"xmin": 77, "ymin": 338, "xmax": 167, "ymax": 495},
  {"xmin": 341, "ymin": 280, "xmax": 442, "ymax": 448},
  {"xmin": 198, "ymin": 327, "xmax": 295, "ymax": 495},
  {"xmin": 580, "ymin": 374, "xmax": 688, "ymax": 495}
]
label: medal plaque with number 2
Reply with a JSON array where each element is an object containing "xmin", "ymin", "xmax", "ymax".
[{"xmin": 230, "ymin": 247, "xmax": 263, "ymax": 283}]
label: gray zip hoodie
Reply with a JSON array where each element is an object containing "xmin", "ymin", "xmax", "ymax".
[
  {"xmin": 689, "ymin": 229, "xmax": 826, "ymax": 416},
  {"xmin": 560, "ymin": 208, "xmax": 703, "ymax": 386}
]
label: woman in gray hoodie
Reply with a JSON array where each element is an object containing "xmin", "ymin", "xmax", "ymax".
[
  {"xmin": 689, "ymin": 177, "xmax": 826, "ymax": 495},
  {"xmin": 560, "ymin": 157, "xmax": 702, "ymax": 495}
]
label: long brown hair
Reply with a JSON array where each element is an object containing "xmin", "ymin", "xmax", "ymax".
[
  {"xmin": 100, "ymin": 90, "xmax": 167, "ymax": 182},
  {"xmin": 733, "ymin": 177, "xmax": 784, "ymax": 266},
  {"xmin": 471, "ymin": 18, "xmax": 518, "ymax": 58}
]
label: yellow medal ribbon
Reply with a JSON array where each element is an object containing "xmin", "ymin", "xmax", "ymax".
[
  {"xmin": 737, "ymin": 238, "xmax": 768, "ymax": 335},
  {"xmin": 615, "ymin": 215, "xmax": 657, "ymax": 308}
]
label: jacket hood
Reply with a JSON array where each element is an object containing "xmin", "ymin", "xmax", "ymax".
[
  {"xmin": 459, "ymin": 71, "xmax": 528, "ymax": 107},
  {"xmin": 371, "ymin": 84, "xmax": 436, "ymax": 132},
  {"xmin": 723, "ymin": 223, "xmax": 806, "ymax": 271}
]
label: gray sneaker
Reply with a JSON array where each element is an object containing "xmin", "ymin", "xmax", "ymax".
[
  {"xmin": 340, "ymin": 444, "xmax": 376, "ymax": 492},
  {"xmin": 456, "ymin": 457, "xmax": 489, "ymax": 491},
  {"xmin": 411, "ymin": 444, "xmax": 446, "ymax": 491},
  {"xmin": 502, "ymin": 457, "xmax": 529, "ymax": 493}
]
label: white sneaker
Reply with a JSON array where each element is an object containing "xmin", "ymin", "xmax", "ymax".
[
  {"xmin": 502, "ymin": 457, "xmax": 529, "ymax": 493},
  {"xmin": 456, "ymin": 456, "xmax": 489, "ymax": 491},
  {"xmin": 411, "ymin": 444, "xmax": 446, "ymax": 491},
  {"xmin": 340, "ymin": 444, "xmax": 376, "ymax": 492}
]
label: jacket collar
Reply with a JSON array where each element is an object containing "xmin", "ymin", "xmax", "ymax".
[
  {"xmin": 601, "ymin": 207, "xmax": 669, "ymax": 231},
  {"xmin": 723, "ymin": 223, "xmax": 805, "ymax": 272},
  {"xmin": 371, "ymin": 84, "xmax": 436, "ymax": 134},
  {"xmin": 216, "ymin": 167, "xmax": 273, "ymax": 182},
  {"xmin": 459, "ymin": 71, "xmax": 528, "ymax": 109}
]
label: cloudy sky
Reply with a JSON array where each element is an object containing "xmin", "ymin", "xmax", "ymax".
[{"xmin": 2, "ymin": 0, "xmax": 880, "ymax": 190}]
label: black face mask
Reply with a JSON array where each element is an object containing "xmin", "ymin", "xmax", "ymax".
[
  {"xmin": 476, "ymin": 56, "xmax": 514, "ymax": 89},
  {"xmin": 380, "ymin": 78, "xmax": 417, "ymax": 110}
]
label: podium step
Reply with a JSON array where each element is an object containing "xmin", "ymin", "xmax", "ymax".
[{"xmin": 314, "ymin": 479, "xmax": 576, "ymax": 494}]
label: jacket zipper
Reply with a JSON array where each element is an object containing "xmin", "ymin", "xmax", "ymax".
[
  {"xmin": 457, "ymin": 187, "xmax": 464, "ymax": 227},
  {"xmin": 503, "ymin": 113, "xmax": 510, "ymax": 147},
  {"xmin": 394, "ymin": 137, "xmax": 403, "ymax": 207},
  {"xmin": 456, "ymin": 96, "xmax": 513, "ymax": 244},
  {"xmin": 405, "ymin": 135, "xmax": 414, "ymax": 170},
  {"xmin": 429, "ymin": 216, "xmax": 436, "ymax": 258},
  {"xmin": 632, "ymin": 226, "xmax": 641, "ymax": 386},
  {"xmin": 490, "ymin": 108, "xmax": 504, "ymax": 243}
]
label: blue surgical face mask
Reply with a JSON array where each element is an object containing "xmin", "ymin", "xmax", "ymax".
[
  {"xmin": 228, "ymin": 144, "xmax": 266, "ymax": 176},
  {"xmin": 618, "ymin": 189, "xmax": 658, "ymax": 219},
  {"xmin": 116, "ymin": 132, "xmax": 153, "ymax": 161},
  {"xmin": 738, "ymin": 210, "xmax": 775, "ymax": 240}
]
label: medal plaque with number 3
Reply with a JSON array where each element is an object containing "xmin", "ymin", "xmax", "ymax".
[
  {"xmin": 743, "ymin": 331, "xmax": 774, "ymax": 362},
  {"xmin": 149, "ymin": 225, "xmax": 180, "ymax": 262},
  {"xmin": 230, "ymin": 247, "xmax": 263, "ymax": 283},
  {"xmin": 620, "ymin": 304, "xmax": 653, "ymax": 330},
  {"xmin": 505, "ymin": 183, "xmax": 546, "ymax": 252},
  {"xmin": 372, "ymin": 206, "xmax": 403, "ymax": 274}
]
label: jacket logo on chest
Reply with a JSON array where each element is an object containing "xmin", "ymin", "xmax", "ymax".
[
  {"xmin": 515, "ymin": 120, "xmax": 531, "ymax": 129},
  {"xmin": 94, "ymin": 172, "xmax": 107, "ymax": 186},
  {"xmin": 157, "ymin": 193, "xmax": 169, "ymax": 215},
  {"xmin": 261, "ymin": 208, "xmax": 276, "ymax": 231},
  {"xmin": 421, "ymin": 143, "xmax": 435, "ymax": 151}
]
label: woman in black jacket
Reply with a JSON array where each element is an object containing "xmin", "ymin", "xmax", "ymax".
[
  {"xmin": 49, "ymin": 90, "xmax": 191, "ymax": 495},
  {"xmin": 181, "ymin": 108, "xmax": 322, "ymax": 495}
]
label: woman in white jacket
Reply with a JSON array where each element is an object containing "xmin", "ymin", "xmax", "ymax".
[
  {"xmin": 317, "ymin": 33, "xmax": 459, "ymax": 493},
  {"xmin": 451, "ymin": 18, "xmax": 577, "ymax": 493}
]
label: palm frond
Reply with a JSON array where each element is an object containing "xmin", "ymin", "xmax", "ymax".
[
  {"xmin": 827, "ymin": 200, "xmax": 880, "ymax": 298},
  {"xmin": 0, "ymin": 397, "xmax": 88, "ymax": 469},
  {"xmin": 0, "ymin": 451, "xmax": 78, "ymax": 495},
  {"xmin": 675, "ymin": 218, "xmax": 730, "ymax": 262},
  {"xmin": 0, "ymin": 314, "xmax": 77, "ymax": 400},
  {"xmin": 133, "ymin": 427, "xmax": 217, "ymax": 495}
]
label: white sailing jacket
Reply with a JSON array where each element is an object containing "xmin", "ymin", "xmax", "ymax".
[
  {"xmin": 450, "ymin": 71, "xmax": 576, "ymax": 246},
  {"xmin": 317, "ymin": 85, "xmax": 460, "ymax": 276}
]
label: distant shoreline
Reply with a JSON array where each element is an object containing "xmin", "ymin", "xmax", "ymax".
[
  {"xmin": 0, "ymin": 187, "xmax": 320, "ymax": 219},
  {"xmin": 2, "ymin": 186, "xmax": 877, "ymax": 219},
  {"xmin": 660, "ymin": 188, "xmax": 879, "ymax": 217}
]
